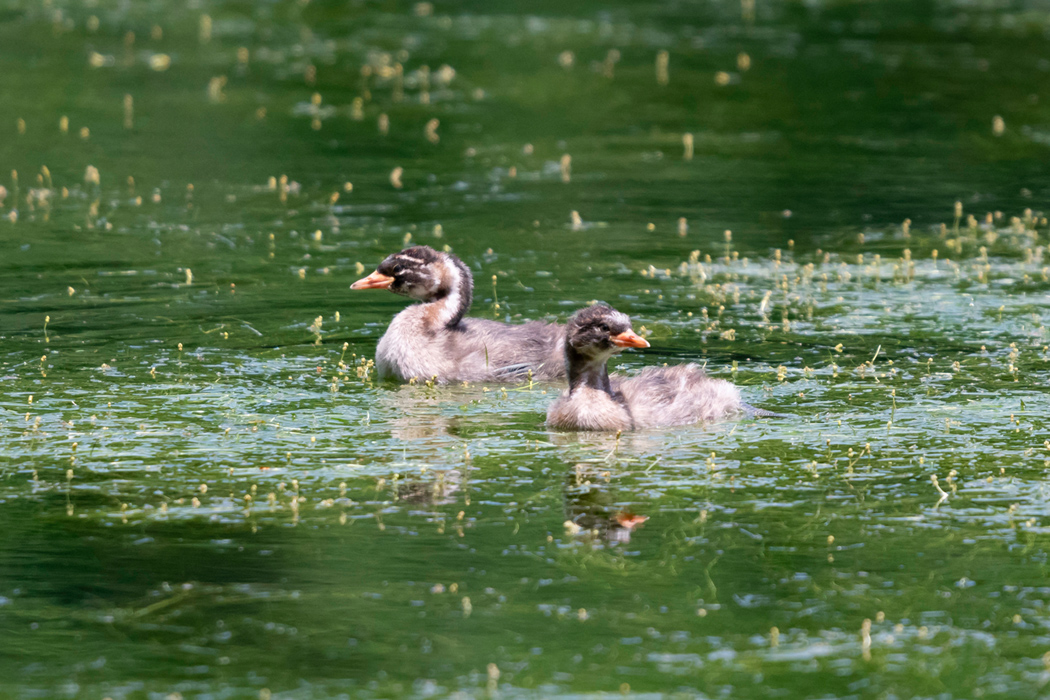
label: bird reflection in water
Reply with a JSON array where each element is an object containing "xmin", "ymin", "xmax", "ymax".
[
  {"xmin": 375, "ymin": 385, "xmax": 476, "ymax": 506},
  {"xmin": 563, "ymin": 462, "xmax": 648, "ymax": 544},
  {"xmin": 390, "ymin": 469, "xmax": 462, "ymax": 506}
]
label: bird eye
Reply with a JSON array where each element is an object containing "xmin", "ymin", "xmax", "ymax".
[{"xmin": 599, "ymin": 323, "xmax": 609, "ymax": 332}]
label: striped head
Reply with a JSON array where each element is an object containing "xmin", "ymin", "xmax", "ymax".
[
  {"xmin": 351, "ymin": 245, "xmax": 474, "ymax": 326},
  {"xmin": 566, "ymin": 304, "xmax": 649, "ymax": 360},
  {"xmin": 352, "ymin": 246, "xmax": 441, "ymax": 299}
]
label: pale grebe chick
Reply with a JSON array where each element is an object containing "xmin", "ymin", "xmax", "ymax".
[
  {"xmin": 351, "ymin": 246, "xmax": 565, "ymax": 383},
  {"xmin": 546, "ymin": 304, "xmax": 751, "ymax": 431}
]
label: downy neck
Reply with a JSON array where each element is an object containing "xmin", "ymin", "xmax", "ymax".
[
  {"xmin": 425, "ymin": 256, "xmax": 473, "ymax": 330},
  {"xmin": 566, "ymin": 346, "xmax": 614, "ymax": 395}
]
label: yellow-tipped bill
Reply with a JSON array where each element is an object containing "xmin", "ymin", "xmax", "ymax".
[
  {"xmin": 350, "ymin": 271, "xmax": 395, "ymax": 290},
  {"xmin": 610, "ymin": 329, "xmax": 649, "ymax": 348}
]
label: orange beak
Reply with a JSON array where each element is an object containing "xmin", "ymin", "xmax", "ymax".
[
  {"xmin": 610, "ymin": 329, "xmax": 650, "ymax": 348},
  {"xmin": 350, "ymin": 270, "xmax": 395, "ymax": 290},
  {"xmin": 615, "ymin": 513, "xmax": 650, "ymax": 530}
]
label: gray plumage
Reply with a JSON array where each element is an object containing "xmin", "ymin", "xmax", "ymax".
[
  {"xmin": 352, "ymin": 246, "xmax": 565, "ymax": 383},
  {"xmin": 547, "ymin": 304, "xmax": 747, "ymax": 431}
]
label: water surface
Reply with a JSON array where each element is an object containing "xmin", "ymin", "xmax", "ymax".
[{"xmin": 1, "ymin": 0, "xmax": 1049, "ymax": 697}]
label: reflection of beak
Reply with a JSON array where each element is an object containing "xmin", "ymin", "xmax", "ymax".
[
  {"xmin": 610, "ymin": 329, "xmax": 650, "ymax": 348},
  {"xmin": 350, "ymin": 271, "xmax": 394, "ymax": 290},
  {"xmin": 614, "ymin": 513, "xmax": 649, "ymax": 530}
]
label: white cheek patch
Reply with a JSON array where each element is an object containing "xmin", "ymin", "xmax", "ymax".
[
  {"xmin": 404, "ymin": 271, "xmax": 439, "ymax": 300},
  {"xmin": 407, "ymin": 278, "xmax": 437, "ymax": 300}
]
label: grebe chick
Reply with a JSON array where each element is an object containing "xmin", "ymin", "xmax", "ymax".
[
  {"xmin": 351, "ymin": 246, "xmax": 565, "ymax": 383},
  {"xmin": 546, "ymin": 304, "xmax": 750, "ymax": 431}
]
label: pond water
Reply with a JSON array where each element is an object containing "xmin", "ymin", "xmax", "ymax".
[{"xmin": 1, "ymin": 0, "xmax": 1049, "ymax": 697}]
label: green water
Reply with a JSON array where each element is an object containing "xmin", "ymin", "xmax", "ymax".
[{"xmin": 1, "ymin": 0, "xmax": 1050, "ymax": 697}]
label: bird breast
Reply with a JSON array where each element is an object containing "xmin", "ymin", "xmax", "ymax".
[{"xmin": 547, "ymin": 387, "xmax": 633, "ymax": 431}]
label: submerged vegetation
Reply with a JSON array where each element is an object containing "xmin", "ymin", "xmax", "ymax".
[{"xmin": 0, "ymin": 0, "xmax": 1049, "ymax": 697}]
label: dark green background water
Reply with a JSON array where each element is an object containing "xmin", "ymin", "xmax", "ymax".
[{"xmin": 1, "ymin": 0, "xmax": 1049, "ymax": 697}]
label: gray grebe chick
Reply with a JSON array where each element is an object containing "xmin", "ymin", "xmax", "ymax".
[
  {"xmin": 351, "ymin": 246, "xmax": 565, "ymax": 383},
  {"xmin": 546, "ymin": 304, "xmax": 746, "ymax": 431}
]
